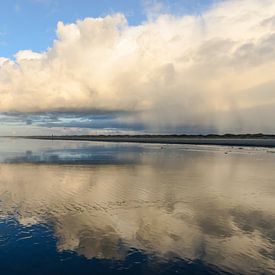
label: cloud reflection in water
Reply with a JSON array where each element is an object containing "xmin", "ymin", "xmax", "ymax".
[{"xmin": 0, "ymin": 139, "xmax": 275, "ymax": 274}]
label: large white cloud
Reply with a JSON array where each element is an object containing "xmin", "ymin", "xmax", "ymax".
[{"xmin": 1, "ymin": 0, "xmax": 275, "ymax": 132}]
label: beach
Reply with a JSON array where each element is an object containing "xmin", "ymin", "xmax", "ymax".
[{"xmin": 23, "ymin": 135, "xmax": 275, "ymax": 148}]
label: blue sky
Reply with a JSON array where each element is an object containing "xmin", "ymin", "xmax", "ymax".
[{"xmin": 0, "ymin": 0, "xmax": 217, "ymax": 58}]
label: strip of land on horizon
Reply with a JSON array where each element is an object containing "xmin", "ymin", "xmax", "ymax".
[{"xmin": 9, "ymin": 134, "xmax": 275, "ymax": 148}]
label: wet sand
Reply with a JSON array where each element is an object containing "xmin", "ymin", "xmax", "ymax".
[
  {"xmin": 1, "ymin": 138, "xmax": 275, "ymax": 274},
  {"xmin": 24, "ymin": 136, "xmax": 275, "ymax": 147}
]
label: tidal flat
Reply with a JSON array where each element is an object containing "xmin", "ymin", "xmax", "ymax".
[
  {"xmin": 25, "ymin": 135, "xmax": 275, "ymax": 148},
  {"xmin": 0, "ymin": 138, "xmax": 275, "ymax": 274}
]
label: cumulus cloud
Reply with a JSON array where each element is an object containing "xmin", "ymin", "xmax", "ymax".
[{"xmin": 1, "ymin": 0, "xmax": 275, "ymax": 132}]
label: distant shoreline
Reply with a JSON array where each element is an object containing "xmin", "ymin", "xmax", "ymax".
[{"xmin": 8, "ymin": 135, "xmax": 275, "ymax": 148}]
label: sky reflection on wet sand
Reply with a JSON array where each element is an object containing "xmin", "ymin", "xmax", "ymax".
[{"xmin": 0, "ymin": 138, "xmax": 275, "ymax": 274}]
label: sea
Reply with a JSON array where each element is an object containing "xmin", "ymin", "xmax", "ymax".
[{"xmin": 0, "ymin": 137, "xmax": 274, "ymax": 274}]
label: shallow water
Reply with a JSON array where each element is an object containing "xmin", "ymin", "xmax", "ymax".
[{"xmin": 0, "ymin": 138, "xmax": 275, "ymax": 274}]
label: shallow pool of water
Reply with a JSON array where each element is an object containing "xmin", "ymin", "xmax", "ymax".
[{"xmin": 0, "ymin": 138, "xmax": 274, "ymax": 274}]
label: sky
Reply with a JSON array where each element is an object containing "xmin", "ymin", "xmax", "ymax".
[
  {"xmin": 0, "ymin": 0, "xmax": 275, "ymax": 135},
  {"xmin": 0, "ymin": 0, "xmax": 216, "ymax": 58}
]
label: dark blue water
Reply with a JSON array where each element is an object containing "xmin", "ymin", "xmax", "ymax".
[
  {"xmin": 0, "ymin": 138, "xmax": 274, "ymax": 274},
  {"xmin": 0, "ymin": 218, "xmax": 226, "ymax": 275}
]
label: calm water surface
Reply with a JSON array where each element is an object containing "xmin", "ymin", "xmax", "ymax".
[{"xmin": 0, "ymin": 138, "xmax": 275, "ymax": 274}]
